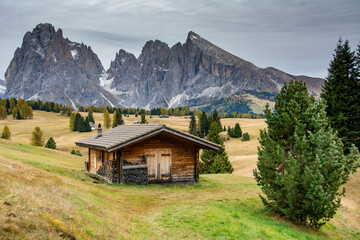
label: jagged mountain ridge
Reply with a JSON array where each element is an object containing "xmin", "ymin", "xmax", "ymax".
[
  {"xmin": 4, "ymin": 23, "xmax": 118, "ymax": 109},
  {"xmin": 104, "ymin": 31, "xmax": 323, "ymax": 109},
  {"xmin": 4, "ymin": 23, "xmax": 323, "ymax": 111}
]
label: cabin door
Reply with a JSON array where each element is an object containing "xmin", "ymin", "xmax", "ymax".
[{"xmin": 146, "ymin": 149, "xmax": 171, "ymax": 181}]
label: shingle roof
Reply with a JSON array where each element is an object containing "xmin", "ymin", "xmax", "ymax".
[{"xmin": 75, "ymin": 124, "xmax": 222, "ymax": 152}]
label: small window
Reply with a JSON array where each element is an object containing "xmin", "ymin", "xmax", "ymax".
[{"xmin": 162, "ymin": 154, "xmax": 171, "ymax": 157}]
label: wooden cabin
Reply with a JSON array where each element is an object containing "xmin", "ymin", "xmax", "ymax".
[{"xmin": 75, "ymin": 124, "xmax": 221, "ymax": 184}]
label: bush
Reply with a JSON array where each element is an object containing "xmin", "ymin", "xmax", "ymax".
[
  {"xmin": 45, "ymin": 137, "xmax": 57, "ymax": 149},
  {"xmin": 31, "ymin": 127, "xmax": 44, "ymax": 146},
  {"xmin": 242, "ymin": 132, "xmax": 250, "ymax": 141},
  {"xmin": 71, "ymin": 149, "xmax": 82, "ymax": 156},
  {"xmin": 1, "ymin": 126, "xmax": 11, "ymax": 140}
]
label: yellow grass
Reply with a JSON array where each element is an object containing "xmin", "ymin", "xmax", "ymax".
[{"xmin": 0, "ymin": 111, "xmax": 359, "ymax": 238}]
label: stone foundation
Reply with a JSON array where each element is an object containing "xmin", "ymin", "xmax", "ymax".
[{"xmin": 123, "ymin": 165, "xmax": 148, "ymax": 184}]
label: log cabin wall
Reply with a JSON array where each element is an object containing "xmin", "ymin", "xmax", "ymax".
[
  {"xmin": 88, "ymin": 148, "xmax": 116, "ymax": 181},
  {"xmin": 123, "ymin": 132, "xmax": 197, "ymax": 182}
]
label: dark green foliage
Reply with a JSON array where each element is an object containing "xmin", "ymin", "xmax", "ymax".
[
  {"xmin": 73, "ymin": 113, "xmax": 82, "ymax": 131},
  {"xmin": 194, "ymin": 95, "xmax": 252, "ymax": 114},
  {"xmin": 321, "ymin": 39, "xmax": 360, "ymax": 152},
  {"xmin": 71, "ymin": 149, "xmax": 82, "ymax": 156},
  {"xmin": 189, "ymin": 115, "xmax": 198, "ymax": 136},
  {"xmin": 16, "ymin": 108, "xmax": 22, "ymax": 119},
  {"xmin": 223, "ymin": 126, "xmax": 226, "ymax": 132},
  {"xmin": 0, "ymin": 105, "xmax": 7, "ymax": 120},
  {"xmin": 31, "ymin": 127, "xmax": 44, "ymax": 147},
  {"xmin": 87, "ymin": 110, "xmax": 95, "ymax": 124},
  {"xmin": 228, "ymin": 123, "xmax": 242, "ymax": 138},
  {"xmin": 242, "ymin": 132, "xmax": 250, "ymax": 141},
  {"xmin": 254, "ymin": 80, "xmax": 360, "ymax": 229},
  {"xmin": 45, "ymin": 137, "xmax": 57, "ymax": 149},
  {"xmin": 199, "ymin": 111, "xmax": 210, "ymax": 138},
  {"xmin": 200, "ymin": 122, "xmax": 233, "ymax": 174},
  {"xmin": 112, "ymin": 110, "xmax": 124, "ymax": 128},
  {"xmin": 140, "ymin": 114, "xmax": 148, "ymax": 124},
  {"xmin": 212, "ymin": 110, "xmax": 222, "ymax": 130},
  {"xmin": 1, "ymin": 126, "xmax": 11, "ymax": 140}
]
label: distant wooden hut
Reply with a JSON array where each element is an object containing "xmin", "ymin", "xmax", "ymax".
[{"xmin": 76, "ymin": 124, "xmax": 221, "ymax": 184}]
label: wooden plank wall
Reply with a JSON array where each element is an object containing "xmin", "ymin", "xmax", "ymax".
[
  {"xmin": 88, "ymin": 148, "xmax": 114, "ymax": 173},
  {"xmin": 123, "ymin": 132, "xmax": 197, "ymax": 181}
]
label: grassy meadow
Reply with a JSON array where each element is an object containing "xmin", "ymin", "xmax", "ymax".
[{"xmin": 0, "ymin": 110, "xmax": 359, "ymax": 239}]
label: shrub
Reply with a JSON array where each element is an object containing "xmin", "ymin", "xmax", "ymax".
[
  {"xmin": 242, "ymin": 132, "xmax": 250, "ymax": 141},
  {"xmin": 45, "ymin": 137, "xmax": 57, "ymax": 149},
  {"xmin": 31, "ymin": 127, "xmax": 44, "ymax": 146},
  {"xmin": 1, "ymin": 126, "xmax": 11, "ymax": 140}
]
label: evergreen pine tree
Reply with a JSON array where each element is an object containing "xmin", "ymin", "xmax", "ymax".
[
  {"xmin": 189, "ymin": 115, "xmax": 198, "ymax": 136},
  {"xmin": 31, "ymin": 127, "xmax": 44, "ymax": 146},
  {"xmin": 45, "ymin": 137, "xmax": 57, "ymax": 149},
  {"xmin": 223, "ymin": 126, "xmax": 226, "ymax": 132},
  {"xmin": 140, "ymin": 114, "xmax": 148, "ymax": 124},
  {"xmin": 78, "ymin": 116, "xmax": 87, "ymax": 132},
  {"xmin": 321, "ymin": 39, "xmax": 360, "ymax": 152},
  {"xmin": 1, "ymin": 126, "xmax": 11, "ymax": 140},
  {"xmin": 242, "ymin": 132, "xmax": 250, "ymax": 141},
  {"xmin": 212, "ymin": 110, "xmax": 222, "ymax": 130},
  {"xmin": 84, "ymin": 116, "xmax": 92, "ymax": 132},
  {"xmin": 74, "ymin": 113, "xmax": 82, "ymax": 131},
  {"xmin": 16, "ymin": 108, "xmax": 22, "ymax": 119},
  {"xmin": 12, "ymin": 107, "xmax": 18, "ymax": 119},
  {"xmin": 199, "ymin": 111, "xmax": 209, "ymax": 137},
  {"xmin": 233, "ymin": 123, "xmax": 242, "ymax": 138},
  {"xmin": 103, "ymin": 110, "xmax": 111, "ymax": 129},
  {"xmin": 200, "ymin": 122, "xmax": 233, "ymax": 174},
  {"xmin": 118, "ymin": 112, "xmax": 124, "ymax": 125},
  {"xmin": 87, "ymin": 110, "xmax": 95, "ymax": 124},
  {"xmin": 254, "ymin": 80, "xmax": 359, "ymax": 229}
]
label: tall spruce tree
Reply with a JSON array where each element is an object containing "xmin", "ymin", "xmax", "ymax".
[
  {"xmin": 140, "ymin": 114, "xmax": 148, "ymax": 124},
  {"xmin": 212, "ymin": 110, "xmax": 222, "ymax": 130},
  {"xmin": 199, "ymin": 111, "xmax": 210, "ymax": 138},
  {"xmin": 73, "ymin": 113, "xmax": 82, "ymax": 131},
  {"xmin": 87, "ymin": 110, "xmax": 95, "ymax": 124},
  {"xmin": 321, "ymin": 39, "xmax": 360, "ymax": 152},
  {"xmin": 189, "ymin": 115, "xmax": 198, "ymax": 136},
  {"xmin": 254, "ymin": 80, "xmax": 359, "ymax": 229},
  {"xmin": 200, "ymin": 122, "xmax": 233, "ymax": 174},
  {"xmin": 233, "ymin": 123, "xmax": 242, "ymax": 138}
]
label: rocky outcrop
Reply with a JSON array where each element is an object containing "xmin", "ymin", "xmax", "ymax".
[
  {"xmin": 105, "ymin": 31, "xmax": 323, "ymax": 109},
  {"xmin": 4, "ymin": 24, "xmax": 323, "ymax": 110},
  {"xmin": 0, "ymin": 79, "xmax": 5, "ymax": 98},
  {"xmin": 4, "ymin": 23, "xmax": 118, "ymax": 109}
]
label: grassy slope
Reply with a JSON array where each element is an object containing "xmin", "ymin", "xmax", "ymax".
[{"xmin": 0, "ymin": 111, "xmax": 359, "ymax": 239}]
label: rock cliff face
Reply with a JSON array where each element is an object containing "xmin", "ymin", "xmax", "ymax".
[
  {"xmin": 4, "ymin": 24, "xmax": 323, "ymax": 110},
  {"xmin": 0, "ymin": 79, "xmax": 5, "ymax": 98},
  {"xmin": 105, "ymin": 31, "xmax": 323, "ymax": 109},
  {"xmin": 4, "ymin": 23, "xmax": 118, "ymax": 109}
]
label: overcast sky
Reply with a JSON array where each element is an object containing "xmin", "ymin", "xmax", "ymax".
[{"xmin": 0, "ymin": 0, "xmax": 359, "ymax": 79}]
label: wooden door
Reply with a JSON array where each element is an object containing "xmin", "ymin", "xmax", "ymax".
[{"xmin": 146, "ymin": 149, "xmax": 171, "ymax": 181}]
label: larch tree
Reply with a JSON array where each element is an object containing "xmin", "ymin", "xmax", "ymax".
[
  {"xmin": 31, "ymin": 127, "xmax": 44, "ymax": 147},
  {"xmin": 254, "ymin": 80, "xmax": 359, "ymax": 229},
  {"xmin": 103, "ymin": 110, "xmax": 111, "ymax": 129},
  {"xmin": 0, "ymin": 105, "xmax": 7, "ymax": 120},
  {"xmin": 1, "ymin": 126, "xmax": 11, "ymax": 140},
  {"xmin": 321, "ymin": 38, "xmax": 360, "ymax": 152},
  {"xmin": 140, "ymin": 114, "xmax": 148, "ymax": 124}
]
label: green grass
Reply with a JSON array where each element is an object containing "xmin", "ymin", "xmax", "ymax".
[{"xmin": 0, "ymin": 137, "xmax": 359, "ymax": 239}]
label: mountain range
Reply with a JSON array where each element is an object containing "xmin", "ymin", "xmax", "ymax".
[{"xmin": 4, "ymin": 23, "xmax": 323, "ymax": 113}]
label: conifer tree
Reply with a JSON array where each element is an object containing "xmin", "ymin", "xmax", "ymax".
[
  {"xmin": 16, "ymin": 108, "xmax": 22, "ymax": 120},
  {"xmin": 242, "ymin": 132, "xmax": 250, "ymax": 141},
  {"xmin": 12, "ymin": 107, "xmax": 18, "ymax": 119},
  {"xmin": 29, "ymin": 106, "xmax": 33, "ymax": 119},
  {"xmin": 87, "ymin": 110, "xmax": 95, "ymax": 124},
  {"xmin": 200, "ymin": 122, "xmax": 233, "ymax": 174},
  {"xmin": 0, "ymin": 105, "xmax": 7, "ymax": 120},
  {"xmin": 31, "ymin": 127, "xmax": 44, "ymax": 146},
  {"xmin": 212, "ymin": 110, "xmax": 222, "ymax": 130},
  {"xmin": 112, "ymin": 110, "xmax": 124, "ymax": 127},
  {"xmin": 321, "ymin": 39, "xmax": 360, "ymax": 152},
  {"xmin": 20, "ymin": 104, "xmax": 29, "ymax": 119},
  {"xmin": 233, "ymin": 123, "xmax": 242, "ymax": 137},
  {"xmin": 78, "ymin": 116, "xmax": 86, "ymax": 132},
  {"xmin": 189, "ymin": 115, "xmax": 198, "ymax": 136},
  {"xmin": 103, "ymin": 110, "xmax": 111, "ymax": 129},
  {"xmin": 84, "ymin": 116, "xmax": 92, "ymax": 132},
  {"xmin": 1, "ymin": 126, "xmax": 11, "ymax": 140},
  {"xmin": 199, "ymin": 111, "xmax": 209, "ymax": 137},
  {"xmin": 140, "ymin": 114, "xmax": 148, "ymax": 124},
  {"xmin": 66, "ymin": 107, "xmax": 73, "ymax": 117},
  {"xmin": 254, "ymin": 80, "xmax": 359, "ymax": 229},
  {"xmin": 69, "ymin": 112, "xmax": 76, "ymax": 131},
  {"xmin": 45, "ymin": 137, "xmax": 57, "ymax": 149},
  {"xmin": 74, "ymin": 113, "xmax": 82, "ymax": 131}
]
